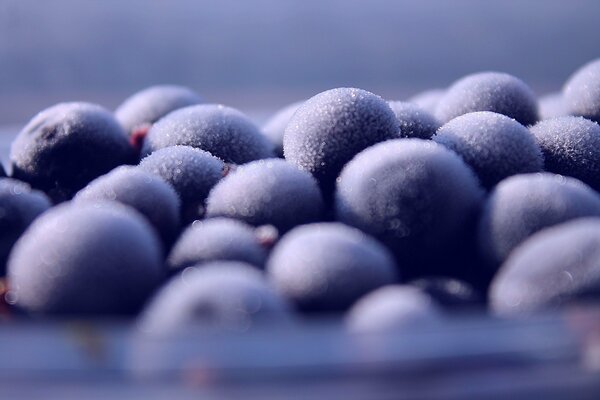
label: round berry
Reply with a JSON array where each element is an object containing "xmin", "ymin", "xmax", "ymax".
[
  {"xmin": 530, "ymin": 116, "xmax": 600, "ymax": 191},
  {"xmin": 435, "ymin": 72, "xmax": 538, "ymax": 126},
  {"xmin": 115, "ymin": 85, "xmax": 203, "ymax": 135},
  {"xmin": 336, "ymin": 139, "xmax": 484, "ymax": 276},
  {"xmin": 267, "ymin": 223, "xmax": 397, "ymax": 312},
  {"xmin": 10, "ymin": 102, "xmax": 135, "ymax": 202},
  {"xmin": 167, "ymin": 218, "xmax": 269, "ymax": 271},
  {"xmin": 283, "ymin": 88, "xmax": 399, "ymax": 196},
  {"xmin": 0, "ymin": 178, "xmax": 51, "ymax": 276},
  {"xmin": 491, "ymin": 218, "xmax": 600, "ymax": 315},
  {"xmin": 142, "ymin": 104, "xmax": 274, "ymax": 163},
  {"xmin": 74, "ymin": 166, "xmax": 180, "ymax": 246},
  {"xmin": 206, "ymin": 159, "xmax": 323, "ymax": 233},
  {"xmin": 563, "ymin": 58, "xmax": 600, "ymax": 123},
  {"xmin": 261, "ymin": 101, "xmax": 303, "ymax": 157},
  {"xmin": 478, "ymin": 173, "xmax": 600, "ymax": 267},
  {"xmin": 139, "ymin": 262, "xmax": 292, "ymax": 334},
  {"xmin": 408, "ymin": 88, "xmax": 445, "ymax": 115},
  {"xmin": 434, "ymin": 111, "xmax": 543, "ymax": 188},
  {"xmin": 346, "ymin": 285, "xmax": 441, "ymax": 333},
  {"xmin": 7, "ymin": 202, "xmax": 163, "ymax": 316},
  {"xmin": 139, "ymin": 146, "xmax": 225, "ymax": 222},
  {"xmin": 388, "ymin": 101, "xmax": 439, "ymax": 140}
]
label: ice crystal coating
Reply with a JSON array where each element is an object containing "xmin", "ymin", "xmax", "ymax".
[
  {"xmin": 10, "ymin": 102, "xmax": 135, "ymax": 202},
  {"xmin": 283, "ymin": 88, "xmax": 400, "ymax": 196},
  {"xmin": 142, "ymin": 104, "xmax": 274, "ymax": 163},
  {"xmin": 267, "ymin": 223, "xmax": 397, "ymax": 312},
  {"xmin": 434, "ymin": 111, "xmax": 543, "ymax": 188},
  {"xmin": 491, "ymin": 218, "xmax": 600, "ymax": 315},
  {"xmin": 435, "ymin": 72, "xmax": 538, "ymax": 126},
  {"xmin": 478, "ymin": 173, "xmax": 600, "ymax": 267},
  {"xmin": 7, "ymin": 202, "xmax": 163, "ymax": 316},
  {"xmin": 116, "ymin": 85, "xmax": 203, "ymax": 134},
  {"xmin": 563, "ymin": 58, "xmax": 600, "ymax": 123},
  {"xmin": 530, "ymin": 116, "xmax": 600, "ymax": 190},
  {"xmin": 206, "ymin": 158, "xmax": 324, "ymax": 232}
]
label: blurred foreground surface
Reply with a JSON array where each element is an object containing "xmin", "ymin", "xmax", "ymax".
[{"xmin": 1, "ymin": 308, "xmax": 599, "ymax": 399}]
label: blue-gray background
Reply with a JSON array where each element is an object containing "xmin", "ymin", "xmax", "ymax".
[{"xmin": 0, "ymin": 0, "xmax": 598, "ymax": 127}]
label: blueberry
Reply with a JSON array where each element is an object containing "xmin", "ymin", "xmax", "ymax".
[
  {"xmin": 283, "ymin": 88, "xmax": 400, "ymax": 197},
  {"xmin": 0, "ymin": 178, "xmax": 51, "ymax": 276},
  {"xmin": 167, "ymin": 218, "xmax": 269, "ymax": 272},
  {"xmin": 267, "ymin": 223, "xmax": 397, "ymax": 312},
  {"xmin": 206, "ymin": 159, "xmax": 324, "ymax": 233},
  {"xmin": 10, "ymin": 102, "xmax": 135, "ymax": 202},
  {"xmin": 74, "ymin": 166, "xmax": 180, "ymax": 246},
  {"xmin": 530, "ymin": 116, "xmax": 600, "ymax": 191},
  {"xmin": 139, "ymin": 146, "xmax": 226, "ymax": 222},
  {"xmin": 336, "ymin": 139, "xmax": 484, "ymax": 277},
  {"xmin": 409, "ymin": 277, "xmax": 482, "ymax": 310},
  {"xmin": 139, "ymin": 262, "xmax": 292, "ymax": 334},
  {"xmin": 408, "ymin": 88, "xmax": 445, "ymax": 115},
  {"xmin": 115, "ymin": 85, "xmax": 204, "ymax": 135},
  {"xmin": 7, "ymin": 202, "xmax": 163, "ymax": 316},
  {"xmin": 0, "ymin": 164, "xmax": 5, "ymax": 177},
  {"xmin": 261, "ymin": 101, "xmax": 303, "ymax": 157},
  {"xmin": 435, "ymin": 72, "xmax": 538, "ymax": 126},
  {"xmin": 434, "ymin": 111, "xmax": 543, "ymax": 188},
  {"xmin": 346, "ymin": 285, "xmax": 441, "ymax": 333},
  {"xmin": 141, "ymin": 104, "xmax": 274, "ymax": 163},
  {"xmin": 478, "ymin": 173, "xmax": 600, "ymax": 267},
  {"xmin": 388, "ymin": 101, "xmax": 439, "ymax": 139},
  {"xmin": 563, "ymin": 58, "xmax": 600, "ymax": 123},
  {"xmin": 491, "ymin": 218, "xmax": 600, "ymax": 315},
  {"xmin": 539, "ymin": 92, "xmax": 568, "ymax": 120}
]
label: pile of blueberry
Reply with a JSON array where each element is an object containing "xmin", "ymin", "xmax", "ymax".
[{"xmin": 2, "ymin": 58, "xmax": 600, "ymax": 335}]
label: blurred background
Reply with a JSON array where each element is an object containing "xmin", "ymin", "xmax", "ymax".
[{"xmin": 0, "ymin": 0, "xmax": 598, "ymax": 126}]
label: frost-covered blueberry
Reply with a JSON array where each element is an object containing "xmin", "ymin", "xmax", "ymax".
[
  {"xmin": 74, "ymin": 166, "xmax": 180, "ymax": 246},
  {"xmin": 10, "ymin": 102, "xmax": 136, "ymax": 202},
  {"xmin": 434, "ymin": 111, "xmax": 543, "ymax": 188},
  {"xmin": 267, "ymin": 223, "xmax": 397, "ymax": 312},
  {"xmin": 336, "ymin": 139, "xmax": 484, "ymax": 277},
  {"xmin": 167, "ymin": 218, "xmax": 269, "ymax": 271},
  {"xmin": 563, "ymin": 58, "xmax": 600, "ymax": 123},
  {"xmin": 206, "ymin": 159, "xmax": 324, "ymax": 233},
  {"xmin": 0, "ymin": 178, "xmax": 51, "ymax": 276},
  {"xmin": 139, "ymin": 262, "xmax": 292, "ymax": 334},
  {"xmin": 491, "ymin": 218, "xmax": 600, "ymax": 315},
  {"xmin": 7, "ymin": 202, "xmax": 163, "ymax": 316},
  {"xmin": 539, "ymin": 92, "xmax": 569, "ymax": 120},
  {"xmin": 409, "ymin": 277, "xmax": 482, "ymax": 310},
  {"xmin": 346, "ymin": 285, "xmax": 441, "ymax": 333},
  {"xmin": 388, "ymin": 101, "xmax": 439, "ymax": 139},
  {"xmin": 115, "ymin": 85, "xmax": 203, "ymax": 136},
  {"xmin": 408, "ymin": 88, "xmax": 445, "ymax": 115},
  {"xmin": 141, "ymin": 104, "xmax": 274, "ymax": 163},
  {"xmin": 435, "ymin": 72, "xmax": 538, "ymax": 126},
  {"xmin": 261, "ymin": 101, "xmax": 303, "ymax": 157},
  {"xmin": 283, "ymin": 88, "xmax": 400, "ymax": 197},
  {"xmin": 530, "ymin": 116, "xmax": 600, "ymax": 191},
  {"xmin": 139, "ymin": 146, "xmax": 225, "ymax": 222},
  {"xmin": 478, "ymin": 173, "xmax": 600, "ymax": 267}
]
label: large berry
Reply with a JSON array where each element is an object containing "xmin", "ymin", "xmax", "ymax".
[
  {"xmin": 435, "ymin": 72, "xmax": 538, "ymax": 126},
  {"xmin": 141, "ymin": 104, "xmax": 274, "ymax": 163},
  {"xmin": 267, "ymin": 223, "xmax": 397, "ymax": 312},
  {"xmin": 10, "ymin": 102, "xmax": 135, "ymax": 202},
  {"xmin": 7, "ymin": 202, "xmax": 163, "ymax": 316},
  {"xmin": 283, "ymin": 88, "xmax": 400, "ymax": 196}
]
